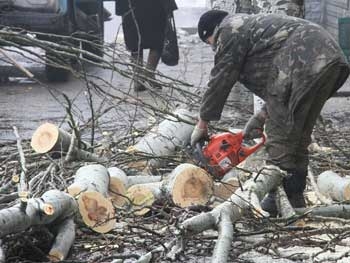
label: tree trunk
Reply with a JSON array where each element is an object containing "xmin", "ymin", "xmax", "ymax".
[
  {"xmin": 317, "ymin": 170, "xmax": 350, "ymax": 202},
  {"xmin": 67, "ymin": 164, "xmax": 115, "ymax": 233},
  {"xmin": 126, "ymin": 108, "xmax": 195, "ymax": 171},
  {"xmin": 31, "ymin": 122, "xmax": 105, "ymax": 162}
]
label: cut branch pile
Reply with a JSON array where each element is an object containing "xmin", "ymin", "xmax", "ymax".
[{"xmin": 1, "ymin": 27, "xmax": 350, "ymax": 263}]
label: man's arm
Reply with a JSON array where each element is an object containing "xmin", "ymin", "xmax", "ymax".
[{"xmin": 200, "ymin": 27, "xmax": 250, "ymax": 121}]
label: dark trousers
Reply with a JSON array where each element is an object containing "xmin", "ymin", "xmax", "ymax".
[{"xmin": 265, "ymin": 65, "xmax": 342, "ymax": 195}]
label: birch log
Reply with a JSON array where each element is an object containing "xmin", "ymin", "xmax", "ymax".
[
  {"xmin": 126, "ymin": 182, "xmax": 163, "ymax": 216},
  {"xmin": 0, "ymin": 190, "xmax": 77, "ymax": 237},
  {"xmin": 67, "ymin": 164, "xmax": 115, "ymax": 233},
  {"xmin": 31, "ymin": 122, "xmax": 105, "ymax": 162},
  {"xmin": 126, "ymin": 164, "xmax": 213, "ymax": 214},
  {"xmin": 317, "ymin": 170, "xmax": 350, "ymax": 202},
  {"xmin": 126, "ymin": 108, "xmax": 195, "ymax": 171},
  {"xmin": 48, "ymin": 217, "xmax": 75, "ymax": 262},
  {"xmin": 108, "ymin": 167, "xmax": 161, "ymax": 206},
  {"xmin": 163, "ymin": 163, "xmax": 213, "ymax": 207}
]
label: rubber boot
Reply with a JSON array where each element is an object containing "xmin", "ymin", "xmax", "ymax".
[
  {"xmin": 145, "ymin": 49, "xmax": 162, "ymax": 89},
  {"xmin": 261, "ymin": 192, "xmax": 278, "ymax": 217},
  {"xmin": 283, "ymin": 169, "xmax": 307, "ymax": 208},
  {"xmin": 131, "ymin": 51, "xmax": 146, "ymax": 92}
]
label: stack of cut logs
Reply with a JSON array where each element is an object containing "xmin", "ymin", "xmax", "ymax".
[{"xmin": 0, "ymin": 109, "xmax": 240, "ymax": 261}]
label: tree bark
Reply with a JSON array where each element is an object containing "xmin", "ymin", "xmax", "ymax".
[
  {"xmin": 48, "ymin": 217, "xmax": 75, "ymax": 262},
  {"xmin": 0, "ymin": 190, "xmax": 77, "ymax": 237},
  {"xmin": 126, "ymin": 108, "xmax": 195, "ymax": 171},
  {"xmin": 67, "ymin": 164, "xmax": 115, "ymax": 233}
]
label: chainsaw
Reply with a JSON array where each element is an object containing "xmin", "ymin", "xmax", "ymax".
[{"xmin": 194, "ymin": 131, "xmax": 266, "ymax": 178}]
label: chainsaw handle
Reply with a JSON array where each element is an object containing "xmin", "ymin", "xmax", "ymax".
[{"xmin": 239, "ymin": 133, "xmax": 266, "ymax": 161}]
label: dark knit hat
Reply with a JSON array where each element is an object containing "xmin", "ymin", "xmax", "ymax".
[{"xmin": 198, "ymin": 10, "xmax": 229, "ymax": 43}]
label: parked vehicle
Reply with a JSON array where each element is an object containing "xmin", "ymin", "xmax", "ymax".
[{"xmin": 0, "ymin": 0, "xmax": 112, "ymax": 81}]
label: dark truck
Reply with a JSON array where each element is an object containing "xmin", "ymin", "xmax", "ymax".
[{"xmin": 0, "ymin": 0, "xmax": 112, "ymax": 81}]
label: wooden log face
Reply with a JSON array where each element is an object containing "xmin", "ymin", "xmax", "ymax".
[
  {"xmin": 78, "ymin": 192, "xmax": 116, "ymax": 233},
  {"xmin": 31, "ymin": 123, "xmax": 60, "ymax": 153},
  {"xmin": 126, "ymin": 185, "xmax": 155, "ymax": 216},
  {"xmin": 172, "ymin": 167, "xmax": 213, "ymax": 207}
]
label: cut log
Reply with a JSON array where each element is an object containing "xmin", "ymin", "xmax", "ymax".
[
  {"xmin": 317, "ymin": 170, "xmax": 350, "ymax": 202},
  {"xmin": 0, "ymin": 190, "xmax": 77, "ymax": 237},
  {"xmin": 126, "ymin": 108, "xmax": 195, "ymax": 171},
  {"xmin": 163, "ymin": 163, "xmax": 213, "ymax": 207},
  {"xmin": 48, "ymin": 218, "xmax": 75, "ymax": 262},
  {"xmin": 108, "ymin": 167, "xmax": 162, "ymax": 207},
  {"xmin": 67, "ymin": 164, "xmax": 115, "ymax": 233},
  {"xmin": 126, "ymin": 164, "xmax": 213, "ymax": 214},
  {"xmin": 126, "ymin": 182, "xmax": 163, "ymax": 216},
  {"xmin": 31, "ymin": 122, "xmax": 105, "ymax": 162}
]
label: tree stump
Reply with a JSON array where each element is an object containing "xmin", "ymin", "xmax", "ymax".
[{"xmin": 67, "ymin": 164, "xmax": 115, "ymax": 233}]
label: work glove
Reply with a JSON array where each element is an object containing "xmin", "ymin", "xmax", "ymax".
[
  {"xmin": 243, "ymin": 112, "xmax": 266, "ymax": 140},
  {"xmin": 190, "ymin": 121, "xmax": 208, "ymax": 147}
]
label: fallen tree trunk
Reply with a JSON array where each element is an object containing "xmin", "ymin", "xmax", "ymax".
[
  {"xmin": 317, "ymin": 170, "xmax": 350, "ymax": 202},
  {"xmin": 126, "ymin": 163, "xmax": 213, "ymax": 214},
  {"xmin": 67, "ymin": 164, "xmax": 115, "ymax": 233},
  {"xmin": 31, "ymin": 122, "xmax": 106, "ymax": 162},
  {"xmin": 108, "ymin": 167, "xmax": 161, "ymax": 207},
  {"xmin": 126, "ymin": 108, "xmax": 195, "ymax": 171}
]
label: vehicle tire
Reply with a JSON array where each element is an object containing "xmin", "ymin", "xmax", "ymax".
[
  {"xmin": 45, "ymin": 64, "xmax": 70, "ymax": 82},
  {"xmin": 78, "ymin": 2, "xmax": 104, "ymax": 63},
  {"xmin": 45, "ymin": 51, "xmax": 70, "ymax": 82}
]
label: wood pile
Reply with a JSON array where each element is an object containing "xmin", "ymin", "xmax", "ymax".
[{"xmin": 1, "ymin": 111, "xmax": 350, "ymax": 263}]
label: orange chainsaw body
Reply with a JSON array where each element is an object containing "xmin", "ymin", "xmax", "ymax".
[{"xmin": 202, "ymin": 131, "xmax": 266, "ymax": 177}]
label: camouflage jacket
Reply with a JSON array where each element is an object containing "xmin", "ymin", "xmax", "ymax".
[{"xmin": 200, "ymin": 14, "xmax": 349, "ymax": 126}]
